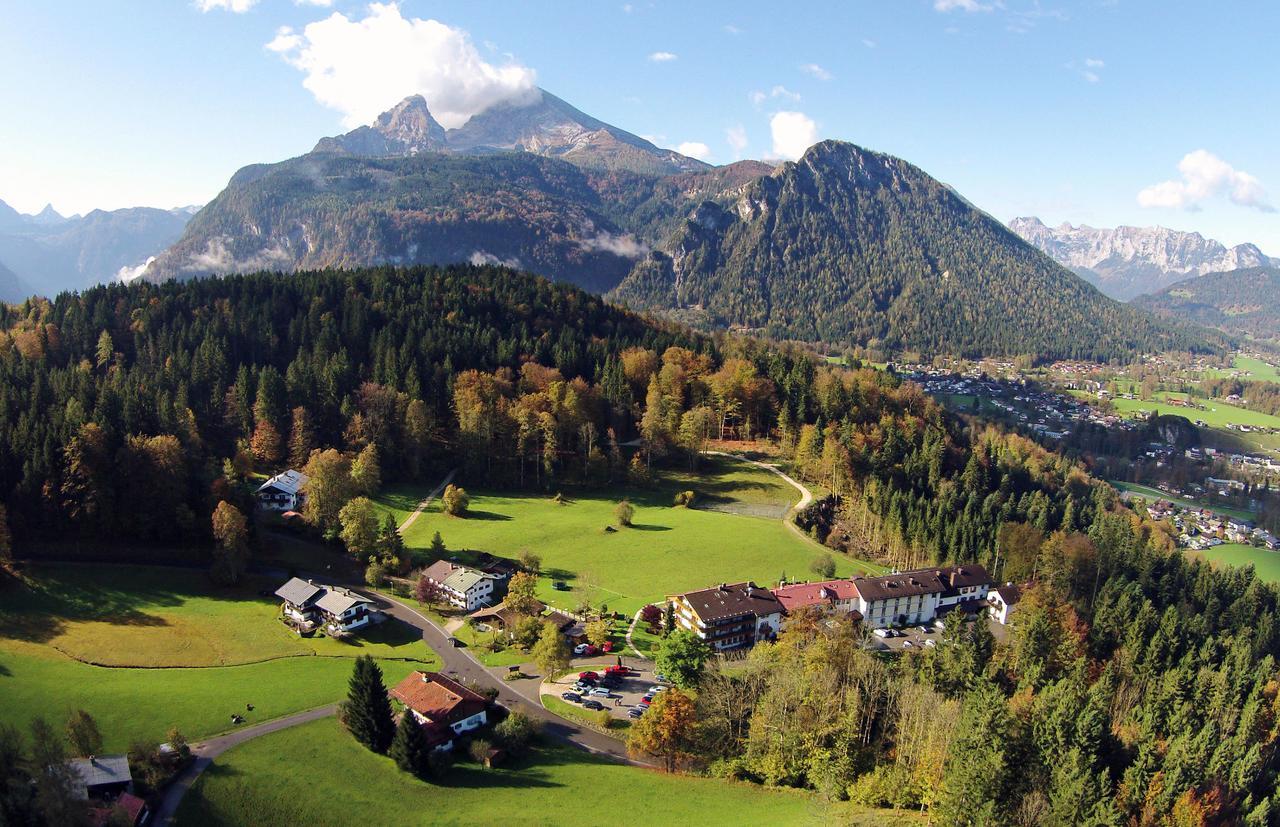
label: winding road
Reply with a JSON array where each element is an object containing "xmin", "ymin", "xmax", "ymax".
[{"xmin": 155, "ymin": 581, "xmax": 649, "ymax": 825}]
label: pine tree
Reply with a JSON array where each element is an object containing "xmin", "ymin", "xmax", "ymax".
[
  {"xmin": 389, "ymin": 711, "xmax": 431, "ymax": 778},
  {"xmin": 341, "ymin": 656, "xmax": 394, "ymax": 753}
]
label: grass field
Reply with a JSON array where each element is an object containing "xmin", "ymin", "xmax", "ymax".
[
  {"xmin": 1109, "ymin": 395, "xmax": 1280, "ymax": 431},
  {"xmin": 1205, "ymin": 356, "xmax": 1280, "ymax": 385},
  {"xmin": 175, "ymin": 718, "xmax": 916, "ymax": 827},
  {"xmin": 389, "ymin": 456, "xmax": 882, "ymax": 616},
  {"xmin": 0, "ymin": 564, "xmax": 435, "ymax": 751},
  {"xmin": 1188, "ymin": 543, "xmax": 1280, "ymax": 584},
  {"xmin": 1110, "ymin": 480, "xmax": 1255, "ymax": 522}
]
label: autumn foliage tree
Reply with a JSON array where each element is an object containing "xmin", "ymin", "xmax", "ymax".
[
  {"xmin": 628, "ymin": 688, "xmax": 698, "ymax": 772},
  {"xmin": 210, "ymin": 501, "xmax": 249, "ymax": 585}
]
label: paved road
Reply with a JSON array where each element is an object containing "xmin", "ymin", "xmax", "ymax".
[
  {"xmin": 369, "ymin": 591, "xmax": 650, "ymax": 768},
  {"xmin": 155, "ymin": 704, "xmax": 337, "ymax": 825}
]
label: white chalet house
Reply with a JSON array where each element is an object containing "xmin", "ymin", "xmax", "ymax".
[
  {"xmin": 850, "ymin": 564, "xmax": 993, "ymax": 628},
  {"xmin": 422, "ymin": 560, "xmax": 503, "ymax": 611},
  {"xmin": 987, "ymin": 583, "xmax": 1023, "ymax": 625},
  {"xmin": 255, "ymin": 469, "xmax": 308, "ymax": 511},
  {"xmin": 670, "ymin": 582, "xmax": 783, "ymax": 652},
  {"xmin": 274, "ymin": 577, "xmax": 377, "ymax": 633}
]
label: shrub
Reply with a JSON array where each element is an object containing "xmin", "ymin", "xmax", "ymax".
[
  {"xmin": 442, "ymin": 484, "xmax": 469, "ymax": 517},
  {"xmin": 615, "ymin": 500, "xmax": 635, "ymax": 527},
  {"xmin": 810, "ymin": 553, "xmax": 837, "ymax": 579},
  {"xmin": 468, "ymin": 738, "xmax": 494, "ymax": 763},
  {"xmin": 672, "ymin": 490, "xmax": 697, "ymax": 507}
]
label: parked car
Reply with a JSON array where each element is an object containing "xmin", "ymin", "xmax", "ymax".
[
  {"xmin": 573, "ymin": 644, "xmax": 591, "ymax": 655},
  {"xmin": 628, "ymin": 707, "xmax": 645, "ymax": 719},
  {"xmin": 902, "ymin": 640, "xmax": 914, "ymax": 648},
  {"xmin": 917, "ymin": 626, "xmax": 931, "ymax": 634},
  {"xmin": 582, "ymin": 700, "xmax": 605, "ymax": 711},
  {"xmin": 599, "ymin": 677, "xmax": 620, "ymax": 689},
  {"xmin": 572, "ymin": 682, "xmax": 591, "ymax": 693},
  {"xmin": 924, "ymin": 639, "xmax": 937, "ymax": 648},
  {"xmin": 448, "ymin": 637, "xmax": 464, "ymax": 647},
  {"xmin": 649, "ymin": 685, "xmax": 666, "ymax": 694},
  {"xmin": 601, "ymin": 641, "xmax": 614, "ymax": 652},
  {"xmin": 873, "ymin": 628, "xmax": 890, "ymax": 639},
  {"xmin": 561, "ymin": 692, "xmax": 582, "ymax": 703},
  {"xmin": 578, "ymin": 671, "xmax": 600, "ymax": 681},
  {"xmin": 581, "ymin": 644, "xmax": 600, "ymax": 656},
  {"xmin": 654, "ymin": 672, "xmax": 669, "ymax": 683},
  {"xmin": 638, "ymin": 696, "xmax": 652, "ymax": 706},
  {"xmin": 604, "ymin": 665, "xmax": 630, "ymax": 676},
  {"xmin": 589, "ymin": 687, "xmax": 611, "ymax": 697}
]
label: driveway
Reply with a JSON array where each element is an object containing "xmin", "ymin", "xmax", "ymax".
[{"xmin": 543, "ymin": 661, "xmax": 666, "ymax": 724}]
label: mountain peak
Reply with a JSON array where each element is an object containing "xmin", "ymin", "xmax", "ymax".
[{"xmin": 313, "ymin": 94, "xmax": 447, "ymax": 157}]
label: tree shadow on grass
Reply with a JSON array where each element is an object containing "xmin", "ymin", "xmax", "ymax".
[
  {"xmin": 461, "ymin": 510, "xmax": 513, "ymax": 522},
  {"xmin": 626, "ymin": 524, "xmax": 672, "ymax": 532}
]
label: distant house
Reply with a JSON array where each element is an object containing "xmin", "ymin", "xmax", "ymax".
[
  {"xmin": 987, "ymin": 583, "xmax": 1023, "ymax": 625},
  {"xmin": 671, "ymin": 582, "xmax": 783, "ymax": 652},
  {"xmin": 422, "ymin": 561, "xmax": 504, "ymax": 611},
  {"xmin": 770, "ymin": 579, "xmax": 861, "ymax": 627},
  {"xmin": 390, "ymin": 671, "xmax": 489, "ymax": 751},
  {"xmin": 255, "ymin": 469, "xmax": 309, "ymax": 511},
  {"xmin": 274, "ymin": 577, "xmax": 378, "ymax": 634}
]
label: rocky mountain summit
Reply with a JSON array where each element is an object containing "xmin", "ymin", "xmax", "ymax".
[{"xmin": 1009, "ymin": 216, "xmax": 1276, "ymax": 301}]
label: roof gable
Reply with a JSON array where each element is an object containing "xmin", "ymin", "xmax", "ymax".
[{"xmin": 391, "ymin": 671, "xmax": 488, "ymax": 725}]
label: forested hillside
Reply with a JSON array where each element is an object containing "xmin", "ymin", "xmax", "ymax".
[
  {"xmin": 1134, "ymin": 266, "xmax": 1280, "ymax": 342},
  {"xmin": 612, "ymin": 141, "xmax": 1219, "ymax": 361},
  {"xmin": 0, "ymin": 266, "xmax": 1274, "ymax": 823}
]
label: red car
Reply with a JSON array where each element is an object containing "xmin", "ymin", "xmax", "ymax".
[
  {"xmin": 602, "ymin": 641, "xmax": 614, "ymax": 653},
  {"xmin": 578, "ymin": 671, "xmax": 600, "ymax": 681},
  {"xmin": 604, "ymin": 665, "xmax": 629, "ymax": 676},
  {"xmin": 638, "ymin": 697, "xmax": 652, "ymax": 707}
]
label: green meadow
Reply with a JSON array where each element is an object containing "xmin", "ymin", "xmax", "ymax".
[
  {"xmin": 386, "ymin": 455, "xmax": 883, "ymax": 616},
  {"xmin": 1189, "ymin": 543, "xmax": 1280, "ymax": 584},
  {"xmin": 0, "ymin": 564, "xmax": 435, "ymax": 750},
  {"xmin": 174, "ymin": 718, "xmax": 917, "ymax": 827}
]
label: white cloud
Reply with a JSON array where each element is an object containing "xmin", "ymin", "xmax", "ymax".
[
  {"xmin": 648, "ymin": 51, "xmax": 678, "ymax": 62},
  {"xmin": 183, "ymin": 237, "xmax": 293, "ymax": 275},
  {"xmin": 749, "ymin": 85, "xmax": 801, "ymax": 107},
  {"xmin": 1138, "ymin": 150, "xmax": 1273, "ymax": 212},
  {"xmin": 770, "ymin": 111, "xmax": 819, "ymax": 161},
  {"xmin": 116, "ymin": 257, "xmax": 156, "ymax": 283},
  {"xmin": 726, "ymin": 125, "xmax": 748, "ymax": 160},
  {"xmin": 934, "ymin": 0, "xmax": 993, "ymax": 11},
  {"xmin": 267, "ymin": 3, "xmax": 538, "ymax": 129},
  {"xmin": 196, "ymin": 0, "xmax": 258, "ymax": 11},
  {"xmin": 862, "ymin": 38, "xmax": 877, "ymax": 48},
  {"xmin": 295, "ymin": 0, "xmax": 333, "ymax": 6},
  {"xmin": 1067, "ymin": 57, "xmax": 1104, "ymax": 83},
  {"xmin": 800, "ymin": 63, "xmax": 833, "ymax": 81},
  {"xmin": 578, "ymin": 232, "xmax": 649, "ymax": 259},
  {"xmin": 621, "ymin": 3, "xmax": 634, "ymax": 12},
  {"xmin": 676, "ymin": 141, "xmax": 712, "ymax": 161},
  {"xmin": 470, "ymin": 250, "xmax": 523, "ymax": 268},
  {"xmin": 724, "ymin": 23, "xmax": 743, "ymax": 34}
]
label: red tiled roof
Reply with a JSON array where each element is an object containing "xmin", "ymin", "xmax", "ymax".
[
  {"xmin": 88, "ymin": 793, "xmax": 147, "ymax": 827},
  {"xmin": 771, "ymin": 579, "xmax": 859, "ymax": 612},
  {"xmin": 390, "ymin": 671, "xmax": 487, "ymax": 726}
]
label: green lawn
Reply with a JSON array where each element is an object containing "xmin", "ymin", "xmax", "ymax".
[
  {"xmin": 1205, "ymin": 356, "xmax": 1280, "ymax": 385},
  {"xmin": 390, "ymin": 458, "xmax": 881, "ymax": 616},
  {"xmin": 539, "ymin": 695, "xmax": 629, "ymax": 733},
  {"xmin": 0, "ymin": 564, "xmax": 436, "ymax": 750},
  {"xmin": 1110, "ymin": 395, "xmax": 1280, "ymax": 431},
  {"xmin": 1189, "ymin": 543, "xmax": 1280, "ymax": 584},
  {"xmin": 175, "ymin": 718, "xmax": 911, "ymax": 827}
]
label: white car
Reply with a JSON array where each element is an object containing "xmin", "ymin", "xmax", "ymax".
[
  {"xmin": 902, "ymin": 640, "xmax": 914, "ymax": 648},
  {"xmin": 650, "ymin": 685, "xmax": 667, "ymax": 694},
  {"xmin": 573, "ymin": 644, "xmax": 591, "ymax": 655},
  {"xmin": 924, "ymin": 639, "xmax": 937, "ymax": 648},
  {"xmin": 873, "ymin": 628, "xmax": 890, "ymax": 639}
]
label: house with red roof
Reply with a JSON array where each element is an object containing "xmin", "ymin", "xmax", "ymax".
[
  {"xmin": 389, "ymin": 671, "xmax": 489, "ymax": 751},
  {"xmin": 770, "ymin": 579, "xmax": 862, "ymax": 627}
]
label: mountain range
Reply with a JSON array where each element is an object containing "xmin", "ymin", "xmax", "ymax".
[
  {"xmin": 1132, "ymin": 266, "xmax": 1280, "ymax": 342},
  {"xmin": 139, "ymin": 91, "xmax": 1217, "ymax": 361},
  {"xmin": 1009, "ymin": 216, "xmax": 1277, "ymax": 301},
  {"xmin": 0, "ymin": 200, "xmax": 194, "ymax": 301}
]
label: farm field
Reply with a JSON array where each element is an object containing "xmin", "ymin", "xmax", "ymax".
[
  {"xmin": 0, "ymin": 564, "xmax": 435, "ymax": 750},
  {"xmin": 389, "ymin": 456, "xmax": 883, "ymax": 616},
  {"xmin": 174, "ymin": 718, "xmax": 916, "ymax": 827},
  {"xmin": 1109, "ymin": 395, "xmax": 1280, "ymax": 431},
  {"xmin": 1189, "ymin": 543, "xmax": 1280, "ymax": 584},
  {"xmin": 1204, "ymin": 356, "xmax": 1280, "ymax": 384}
]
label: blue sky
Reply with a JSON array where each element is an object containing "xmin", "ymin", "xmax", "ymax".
[{"xmin": 1, "ymin": 1, "xmax": 1276, "ymax": 250}]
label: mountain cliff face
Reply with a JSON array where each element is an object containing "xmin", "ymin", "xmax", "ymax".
[
  {"xmin": 1009, "ymin": 216, "xmax": 1276, "ymax": 301},
  {"xmin": 313, "ymin": 95, "xmax": 447, "ymax": 156},
  {"xmin": 611, "ymin": 142, "xmax": 1215, "ymax": 360},
  {"xmin": 1133, "ymin": 266, "xmax": 1280, "ymax": 341},
  {"xmin": 0, "ymin": 202, "xmax": 191, "ymax": 299}
]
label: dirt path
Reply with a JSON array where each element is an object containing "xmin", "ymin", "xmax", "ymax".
[
  {"xmin": 397, "ymin": 468, "xmax": 456, "ymax": 534},
  {"xmin": 701, "ymin": 451, "xmax": 815, "ymax": 548}
]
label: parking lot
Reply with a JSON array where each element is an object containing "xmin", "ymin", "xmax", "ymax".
[{"xmin": 543, "ymin": 660, "xmax": 669, "ymax": 723}]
